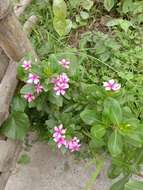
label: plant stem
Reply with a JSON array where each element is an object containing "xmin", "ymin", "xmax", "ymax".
[{"xmin": 85, "ymin": 157, "xmax": 104, "ymax": 190}]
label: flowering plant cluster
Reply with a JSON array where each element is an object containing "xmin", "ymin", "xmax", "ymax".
[
  {"xmin": 2, "ymin": 53, "xmax": 143, "ymax": 189},
  {"xmin": 53, "ymin": 124, "xmax": 81, "ymax": 152},
  {"xmin": 52, "ymin": 73, "xmax": 69, "ymax": 96},
  {"xmin": 20, "ymin": 58, "xmax": 81, "ymax": 152},
  {"xmin": 22, "ymin": 61, "xmax": 43, "ymax": 102}
]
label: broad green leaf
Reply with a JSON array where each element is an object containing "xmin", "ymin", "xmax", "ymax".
[
  {"xmin": 108, "ymin": 164, "xmax": 122, "ymax": 179},
  {"xmin": 125, "ymin": 133, "xmax": 142, "ymax": 147},
  {"xmin": 33, "ymin": 94, "xmax": 48, "ymax": 111},
  {"xmin": 125, "ymin": 180, "xmax": 143, "ymax": 190},
  {"xmin": 110, "ymin": 176, "xmax": 129, "ymax": 190},
  {"xmin": 65, "ymin": 19, "xmax": 72, "ymax": 34},
  {"xmin": 120, "ymin": 20, "xmax": 132, "ymax": 33},
  {"xmin": 53, "ymin": 0, "xmax": 67, "ymax": 18},
  {"xmin": 18, "ymin": 154, "xmax": 30, "ymax": 165},
  {"xmin": 106, "ymin": 19, "xmax": 132, "ymax": 32},
  {"xmin": 89, "ymin": 138, "xmax": 105, "ymax": 148},
  {"xmin": 53, "ymin": 18, "xmax": 72, "ymax": 36},
  {"xmin": 103, "ymin": 98, "xmax": 122, "ymax": 126},
  {"xmin": 53, "ymin": 17, "xmax": 67, "ymax": 36},
  {"xmin": 11, "ymin": 96, "xmax": 27, "ymax": 112},
  {"xmin": 91, "ymin": 124, "xmax": 106, "ymax": 139},
  {"xmin": 108, "ymin": 131, "xmax": 123, "ymax": 157},
  {"xmin": 81, "ymin": 0, "xmax": 94, "ymax": 11},
  {"xmin": 80, "ymin": 11, "xmax": 90, "ymax": 20},
  {"xmin": 69, "ymin": 0, "xmax": 81, "ymax": 9},
  {"xmin": 122, "ymin": 0, "xmax": 133, "ymax": 14},
  {"xmin": 45, "ymin": 119, "xmax": 56, "ymax": 129},
  {"xmin": 104, "ymin": 0, "xmax": 115, "ymax": 11},
  {"xmin": 2, "ymin": 112, "xmax": 30, "ymax": 140},
  {"xmin": 17, "ymin": 66, "xmax": 27, "ymax": 81},
  {"xmin": 80, "ymin": 109, "xmax": 99, "ymax": 125},
  {"xmin": 106, "ymin": 19, "xmax": 123, "ymax": 26},
  {"xmin": 119, "ymin": 118, "xmax": 139, "ymax": 134},
  {"xmin": 20, "ymin": 84, "xmax": 35, "ymax": 94},
  {"xmin": 136, "ymin": 14, "xmax": 143, "ymax": 24},
  {"xmin": 48, "ymin": 93, "xmax": 63, "ymax": 107}
]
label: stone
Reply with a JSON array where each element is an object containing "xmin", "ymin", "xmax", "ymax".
[{"xmin": 0, "ymin": 139, "xmax": 21, "ymax": 190}]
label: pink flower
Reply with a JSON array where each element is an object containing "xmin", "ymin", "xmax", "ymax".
[
  {"xmin": 22, "ymin": 60, "xmax": 32, "ymax": 71},
  {"xmin": 54, "ymin": 84, "xmax": 69, "ymax": 96},
  {"xmin": 54, "ymin": 136, "xmax": 67, "ymax": 148},
  {"xmin": 53, "ymin": 124, "xmax": 81, "ymax": 151},
  {"xmin": 53, "ymin": 124, "xmax": 66, "ymax": 139},
  {"xmin": 35, "ymin": 83, "xmax": 43, "ymax": 94},
  {"xmin": 24, "ymin": 93, "xmax": 35, "ymax": 102},
  {"xmin": 68, "ymin": 137, "xmax": 81, "ymax": 152},
  {"xmin": 27, "ymin": 73, "xmax": 40, "ymax": 84},
  {"xmin": 52, "ymin": 73, "xmax": 69, "ymax": 96},
  {"xmin": 53, "ymin": 124, "xmax": 67, "ymax": 148},
  {"xmin": 103, "ymin": 79, "xmax": 121, "ymax": 91},
  {"xmin": 58, "ymin": 59, "xmax": 70, "ymax": 69}
]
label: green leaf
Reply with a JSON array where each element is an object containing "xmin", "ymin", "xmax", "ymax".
[
  {"xmin": 20, "ymin": 84, "xmax": 35, "ymax": 94},
  {"xmin": 65, "ymin": 19, "xmax": 72, "ymax": 34},
  {"xmin": 2, "ymin": 112, "xmax": 30, "ymax": 140},
  {"xmin": 48, "ymin": 93, "xmax": 63, "ymax": 107},
  {"xmin": 11, "ymin": 96, "xmax": 27, "ymax": 112},
  {"xmin": 80, "ymin": 109, "xmax": 99, "ymax": 125},
  {"xmin": 80, "ymin": 11, "xmax": 90, "ymax": 20},
  {"xmin": 45, "ymin": 119, "xmax": 57, "ymax": 129},
  {"xmin": 104, "ymin": 0, "xmax": 115, "ymax": 11},
  {"xmin": 110, "ymin": 176, "xmax": 129, "ymax": 190},
  {"xmin": 108, "ymin": 164, "xmax": 122, "ymax": 179},
  {"xmin": 103, "ymin": 98, "xmax": 122, "ymax": 126},
  {"xmin": 91, "ymin": 124, "xmax": 106, "ymax": 139},
  {"xmin": 53, "ymin": 0, "xmax": 71, "ymax": 36},
  {"xmin": 33, "ymin": 94, "xmax": 47, "ymax": 111},
  {"xmin": 18, "ymin": 154, "xmax": 30, "ymax": 165},
  {"xmin": 69, "ymin": 0, "xmax": 81, "ymax": 9},
  {"xmin": 125, "ymin": 180, "xmax": 143, "ymax": 190},
  {"xmin": 17, "ymin": 66, "xmax": 27, "ymax": 81},
  {"xmin": 125, "ymin": 133, "xmax": 142, "ymax": 147},
  {"xmin": 53, "ymin": 0, "xmax": 67, "ymax": 18},
  {"xmin": 106, "ymin": 19, "xmax": 123, "ymax": 26},
  {"xmin": 53, "ymin": 18, "xmax": 72, "ymax": 36},
  {"xmin": 122, "ymin": 0, "xmax": 133, "ymax": 14},
  {"xmin": 119, "ymin": 20, "xmax": 132, "ymax": 33},
  {"xmin": 106, "ymin": 19, "xmax": 132, "ymax": 32},
  {"xmin": 81, "ymin": 0, "xmax": 94, "ymax": 11},
  {"xmin": 53, "ymin": 17, "xmax": 66, "ymax": 36},
  {"xmin": 89, "ymin": 138, "xmax": 105, "ymax": 148},
  {"xmin": 108, "ymin": 131, "xmax": 123, "ymax": 157}
]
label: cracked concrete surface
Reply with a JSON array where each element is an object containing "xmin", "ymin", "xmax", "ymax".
[{"xmin": 5, "ymin": 142, "xmax": 112, "ymax": 190}]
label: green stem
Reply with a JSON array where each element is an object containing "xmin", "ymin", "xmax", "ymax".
[
  {"xmin": 135, "ymin": 149, "xmax": 143, "ymax": 165},
  {"xmin": 85, "ymin": 157, "xmax": 104, "ymax": 190}
]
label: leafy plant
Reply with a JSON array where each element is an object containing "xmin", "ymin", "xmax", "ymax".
[
  {"xmin": 2, "ymin": 49, "xmax": 142, "ymax": 188},
  {"xmin": 53, "ymin": 0, "xmax": 72, "ymax": 36},
  {"xmin": 104, "ymin": 0, "xmax": 115, "ymax": 12},
  {"xmin": 124, "ymin": 179, "xmax": 143, "ymax": 190},
  {"xmin": 2, "ymin": 112, "xmax": 30, "ymax": 140},
  {"xmin": 2, "ymin": 0, "xmax": 143, "ymax": 189}
]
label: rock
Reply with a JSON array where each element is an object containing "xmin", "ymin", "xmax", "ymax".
[{"xmin": 0, "ymin": 140, "xmax": 21, "ymax": 190}]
